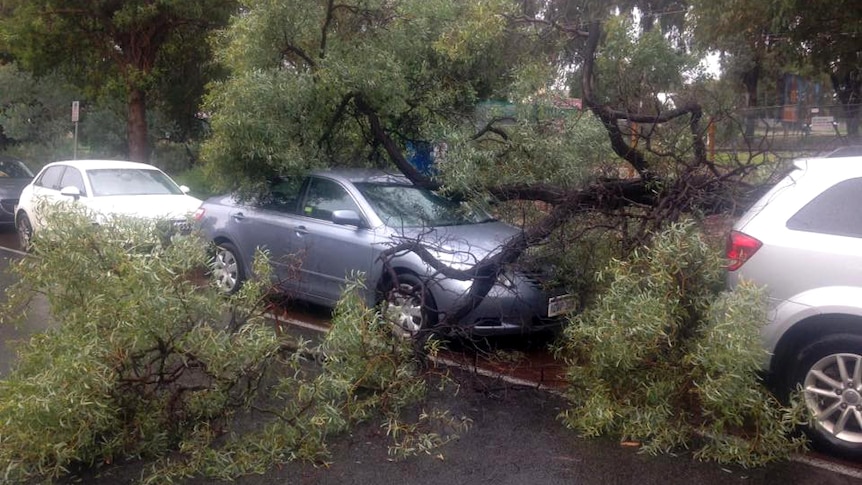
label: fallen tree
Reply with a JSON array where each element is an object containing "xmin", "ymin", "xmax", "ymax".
[{"xmin": 201, "ymin": 0, "xmax": 784, "ymax": 330}]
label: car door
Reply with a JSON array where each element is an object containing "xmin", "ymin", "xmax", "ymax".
[
  {"xmin": 27, "ymin": 165, "xmax": 67, "ymax": 228},
  {"xmin": 225, "ymin": 178, "xmax": 306, "ymax": 293},
  {"xmin": 292, "ymin": 176, "xmax": 377, "ymax": 305}
]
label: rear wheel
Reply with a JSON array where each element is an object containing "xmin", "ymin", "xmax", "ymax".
[
  {"xmin": 212, "ymin": 242, "xmax": 244, "ymax": 294},
  {"xmin": 383, "ymin": 273, "xmax": 438, "ymax": 338},
  {"xmin": 16, "ymin": 212, "xmax": 32, "ymax": 252},
  {"xmin": 791, "ymin": 334, "xmax": 862, "ymax": 459}
]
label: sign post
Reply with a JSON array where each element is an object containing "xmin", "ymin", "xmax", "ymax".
[{"xmin": 71, "ymin": 101, "xmax": 80, "ymax": 159}]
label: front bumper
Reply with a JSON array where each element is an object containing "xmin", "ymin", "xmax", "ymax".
[
  {"xmin": 0, "ymin": 198, "xmax": 17, "ymax": 223},
  {"xmin": 430, "ymin": 272, "xmax": 576, "ymax": 337}
]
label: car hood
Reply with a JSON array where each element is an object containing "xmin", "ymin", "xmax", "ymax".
[
  {"xmin": 0, "ymin": 178, "xmax": 31, "ymax": 197},
  {"xmin": 395, "ymin": 221, "xmax": 520, "ymax": 267},
  {"xmin": 85, "ymin": 194, "xmax": 202, "ymax": 220}
]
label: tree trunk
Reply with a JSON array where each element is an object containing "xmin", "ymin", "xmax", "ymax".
[
  {"xmin": 832, "ymin": 73, "xmax": 861, "ymax": 139},
  {"xmin": 847, "ymin": 111, "xmax": 860, "ymax": 139},
  {"xmin": 741, "ymin": 65, "xmax": 760, "ymax": 139},
  {"xmin": 127, "ymin": 88, "xmax": 149, "ymax": 162}
]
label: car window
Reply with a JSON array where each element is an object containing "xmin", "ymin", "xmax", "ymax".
[
  {"xmin": 87, "ymin": 168, "xmax": 183, "ymax": 196},
  {"xmin": 301, "ymin": 177, "xmax": 361, "ymax": 222},
  {"xmin": 786, "ymin": 177, "xmax": 862, "ymax": 238},
  {"xmin": 355, "ymin": 183, "xmax": 493, "ymax": 227},
  {"xmin": 35, "ymin": 166, "xmax": 66, "ymax": 190},
  {"xmin": 257, "ymin": 178, "xmax": 303, "ymax": 213},
  {"xmin": 0, "ymin": 160, "xmax": 33, "ymax": 178},
  {"xmin": 59, "ymin": 167, "xmax": 88, "ymax": 196}
]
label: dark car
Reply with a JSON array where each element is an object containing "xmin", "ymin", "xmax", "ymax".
[
  {"xmin": 0, "ymin": 156, "xmax": 34, "ymax": 225},
  {"xmin": 195, "ymin": 169, "xmax": 576, "ymax": 337}
]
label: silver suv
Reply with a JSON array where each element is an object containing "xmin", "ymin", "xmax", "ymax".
[{"xmin": 727, "ymin": 154, "xmax": 862, "ymax": 459}]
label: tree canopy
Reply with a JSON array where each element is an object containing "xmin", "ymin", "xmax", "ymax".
[
  {"xmin": 692, "ymin": 0, "xmax": 862, "ymax": 136},
  {"xmin": 779, "ymin": 0, "xmax": 862, "ymax": 136},
  {"xmin": 200, "ymin": 0, "xmax": 756, "ymax": 326},
  {"xmin": 0, "ymin": 0, "xmax": 238, "ymax": 161}
]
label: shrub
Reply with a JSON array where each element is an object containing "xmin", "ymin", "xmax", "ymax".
[
  {"xmin": 0, "ymin": 207, "xmax": 466, "ymax": 483},
  {"xmin": 141, "ymin": 277, "xmax": 468, "ymax": 483},
  {"xmin": 0, "ymin": 208, "xmax": 280, "ymax": 481},
  {"xmin": 554, "ymin": 221, "xmax": 806, "ymax": 467}
]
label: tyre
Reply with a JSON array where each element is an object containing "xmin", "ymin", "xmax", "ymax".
[
  {"xmin": 16, "ymin": 212, "xmax": 33, "ymax": 252},
  {"xmin": 382, "ymin": 272, "xmax": 438, "ymax": 338},
  {"xmin": 212, "ymin": 242, "xmax": 244, "ymax": 294},
  {"xmin": 791, "ymin": 333, "xmax": 862, "ymax": 459}
]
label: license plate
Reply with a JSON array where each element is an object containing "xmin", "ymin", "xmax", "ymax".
[{"xmin": 548, "ymin": 294, "xmax": 577, "ymax": 317}]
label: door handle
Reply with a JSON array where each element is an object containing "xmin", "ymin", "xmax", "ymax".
[
  {"xmin": 295, "ymin": 225, "xmax": 309, "ymax": 236},
  {"xmin": 231, "ymin": 212, "xmax": 245, "ymax": 221}
]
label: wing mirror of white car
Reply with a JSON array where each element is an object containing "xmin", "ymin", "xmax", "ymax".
[
  {"xmin": 331, "ymin": 209, "xmax": 363, "ymax": 227},
  {"xmin": 179, "ymin": 185, "xmax": 191, "ymax": 194},
  {"xmin": 59, "ymin": 186, "xmax": 82, "ymax": 200}
]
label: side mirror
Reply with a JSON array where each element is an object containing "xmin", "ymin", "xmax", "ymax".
[
  {"xmin": 331, "ymin": 209, "xmax": 363, "ymax": 227},
  {"xmin": 179, "ymin": 185, "xmax": 191, "ymax": 194},
  {"xmin": 59, "ymin": 185, "xmax": 82, "ymax": 200}
]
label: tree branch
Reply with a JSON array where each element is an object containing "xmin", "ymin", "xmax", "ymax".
[
  {"xmin": 506, "ymin": 14, "xmax": 590, "ymax": 37},
  {"xmin": 353, "ymin": 94, "xmax": 441, "ymax": 191},
  {"xmin": 320, "ymin": 0, "xmax": 335, "ymax": 59},
  {"xmin": 282, "ymin": 43, "xmax": 316, "ymax": 69}
]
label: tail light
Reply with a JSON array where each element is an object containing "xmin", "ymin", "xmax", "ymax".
[
  {"xmin": 726, "ymin": 230, "xmax": 762, "ymax": 271},
  {"xmin": 193, "ymin": 207, "xmax": 206, "ymax": 221}
]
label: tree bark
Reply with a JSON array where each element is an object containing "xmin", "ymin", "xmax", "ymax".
[
  {"xmin": 741, "ymin": 64, "xmax": 760, "ymax": 139},
  {"xmin": 127, "ymin": 87, "xmax": 150, "ymax": 162},
  {"xmin": 832, "ymin": 73, "xmax": 861, "ymax": 139}
]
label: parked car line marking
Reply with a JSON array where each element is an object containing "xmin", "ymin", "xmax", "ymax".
[
  {"xmin": 792, "ymin": 454, "xmax": 862, "ymax": 480},
  {"xmin": 0, "ymin": 244, "xmax": 27, "ymax": 257}
]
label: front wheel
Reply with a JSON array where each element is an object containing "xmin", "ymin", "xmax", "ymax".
[
  {"xmin": 791, "ymin": 334, "xmax": 862, "ymax": 459},
  {"xmin": 382, "ymin": 273, "xmax": 438, "ymax": 339},
  {"xmin": 212, "ymin": 242, "xmax": 245, "ymax": 294},
  {"xmin": 16, "ymin": 212, "xmax": 33, "ymax": 252}
]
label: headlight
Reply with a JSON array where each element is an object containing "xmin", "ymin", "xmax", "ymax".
[
  {"xmin": 425, "ymin": 245, "xmax": 478, "ymax": 271},
  {"xmin": 496, "ymin": 270, "xmax": 517, "ymax": 289}
]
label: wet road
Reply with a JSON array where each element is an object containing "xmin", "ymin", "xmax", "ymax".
[
  {"xmin": 0, "ymin": 225, "xmax": 17, "ymax": 251},
  {"xmin": 0, "ymin": 226, "xmax": 52, "ymax": 375}
]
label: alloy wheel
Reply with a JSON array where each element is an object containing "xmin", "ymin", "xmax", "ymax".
[
  {"xmin": 213, "ymin": 247, "xmax": 240, "ymax": 293},
  {"xmin": 803, "ymin": 352, "xmax": 862, "ymax": 445},
  {"xmin": 16, "ymin": 215, "xmax": 32, "ymax": 251}
]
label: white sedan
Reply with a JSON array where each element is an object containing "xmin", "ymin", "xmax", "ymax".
[{"xmin": 15, "ymin": 159, "xmax": 202, "ymax": 249}]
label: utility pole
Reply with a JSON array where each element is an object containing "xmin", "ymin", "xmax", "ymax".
[{"xmin": 71, "ymin": 101, "xmax": 80, "ymax": 159}]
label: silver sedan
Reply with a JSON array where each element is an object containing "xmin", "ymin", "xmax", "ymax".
[{"xmin": 195, "ymin": 169, "xmax": 575, "ymax": 337}]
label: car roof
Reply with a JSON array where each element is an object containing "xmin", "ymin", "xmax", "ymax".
[
  {"xmin": 43, "ymin": 159, "xmax": 163, "ymax": 172},
  {"xmin": 309, "ymin": 168, "xmax": 413, "ymax": 185},
  {"xmin": 791, "ymin": 155, "xmax": 862, "ymax": 177},
  {"xmin": 735, "ymin": 155, "xmax": 862, "ymax": 230}
]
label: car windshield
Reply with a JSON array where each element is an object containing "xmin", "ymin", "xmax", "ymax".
[
  {"xmin": 0, "ymin": 160, "xmax": 33, "ymax": 178},
  {"xmin": 87, "ymin": 168, "xmax": 183, "ymax": 196},
  {"xmin": 355, "ymin": 183, "xmax": 494, "ymax": 227}
]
